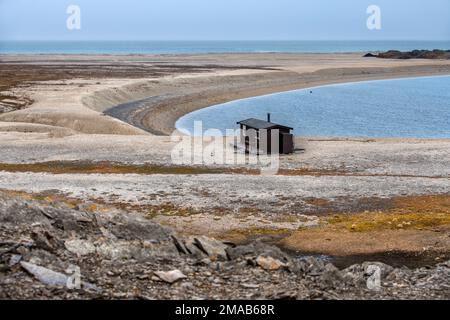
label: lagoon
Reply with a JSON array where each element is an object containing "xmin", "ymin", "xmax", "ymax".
[{"xmin": 176, "ymin": 76, "xmax": 450, "ymax": 138}]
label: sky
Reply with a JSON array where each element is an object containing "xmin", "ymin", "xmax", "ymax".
[{"xmin": 0, "ymin": 0, "xmax": 449, "ymax": 41}]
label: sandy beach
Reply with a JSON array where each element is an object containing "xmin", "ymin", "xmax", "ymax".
[{"xmin": 0, "ymin": 53, "xmax": 449, "ymax": 296}]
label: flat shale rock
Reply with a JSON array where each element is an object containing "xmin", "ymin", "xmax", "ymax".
[
  {"xmin": 193, "ymin": 236, "xmax": 228, "ymax": 261},
  {"xmin": 20, "ymin": 261, "xmax": 69, "ymax": 287},
  {"xmin": 154, "ymin": 270, "xmax": 187, "ymax": 284}
]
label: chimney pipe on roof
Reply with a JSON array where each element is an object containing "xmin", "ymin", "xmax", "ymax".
[{"xmin": 267, "ymin": 113, "xmax": 271, "ymax": 123}]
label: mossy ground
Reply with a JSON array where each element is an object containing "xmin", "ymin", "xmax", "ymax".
[
  {"xmin": 279, "ymin": 195, "xmax": 450, "ymax": 257},
  {"xmin": 328, "ymin": 195, "xmax": 450, "ymax": 232}
]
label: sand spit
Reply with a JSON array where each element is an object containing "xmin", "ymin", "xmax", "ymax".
[{"xmin": 1, "ymin": 53, "xmax": 450, "ymax": 135}]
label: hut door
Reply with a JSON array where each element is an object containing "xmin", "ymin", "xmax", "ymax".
[{"xmin": 280, "ymin": 133, "xmax": 294, "ymax": 154}]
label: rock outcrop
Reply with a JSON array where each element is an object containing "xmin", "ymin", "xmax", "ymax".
[
  {"xmin": 365, "ymin": 49, "xmax": 450, "ymax": 60},
  {"xmin": 0, "ymin": 191, "xmax": 449, "ymax": 300}
]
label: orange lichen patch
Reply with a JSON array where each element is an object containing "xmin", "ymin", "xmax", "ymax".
[
  {"xmin": 0, "ymin": 189, "xmax": 107, "ymax": 213},
  {"xmin": 280, "ymin": 194, "xmax": 450, "ymax": 256},
  {"xmin": 4, "ymin": 161, "xmax": 442, "ymax": 178},
  {"xmin": 0, "ymin": 161, "xmax": 259, "ymax": 175},
  {"xmin": 1, "ymin": 189, "xmax": 199, "ymax": 218},
  {"xmin": 329, "ymin": 212, "xmax": 450, "ymax": 233},
  {"xmin": 280, "ymin": 228, "xmax": 450, "ymax": 256},
  {"xmin": 303, "ymin": 198, "xmax": 331, "ymax": 207},
  {"xmin": 221, "ymin": 228, "xmax": 292, "ymax": 244},
  {"xmin": 277, "ymin": 168, "xmax": 347, "ymax": 176},
  {"xmin": 344, "ymin": 213, "xmax": 447, "ymax": 232},
  {"xmin": 238, "ymin": 207, "xmax": 261, "ymax": 214},
  {"xmin": 145, "ymin": 203, "xmax": 199, "ymax": 218},
  {"xmin": 3, "ymin": 189, "xmax": 68, "ymax": 203},
  {"xmin": 393, "ymin": 194, "xmax": 450, "ymax": 213},
  {"xmin": 236, "ymin": 227, "xmax": 292, "ymax": 236},
  {"xmin": 3, "ymin": 161, "xmax": 445, "ymax": 178},
  {"xmin": 87, "ymin": 204, "xmax": 98, "ymax": 212},
  {"xmin": 328, "ymin": 194, "xmax": 450, "ymax": 232}
]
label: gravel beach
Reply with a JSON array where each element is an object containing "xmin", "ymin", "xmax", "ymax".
[{"xmin": 0, "ymin": 53, "xmax": 449, "ymax": 299}]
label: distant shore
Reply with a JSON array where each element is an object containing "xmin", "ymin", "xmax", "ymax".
[
  {"xmin": 100, "ymin": 55, "xmax": 450, "ymax": 135},
  {"xmin": 1, "ymin": 53, "xmax": 450, "ymax": 136}
]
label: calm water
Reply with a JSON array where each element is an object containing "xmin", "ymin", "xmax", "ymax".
[
  {"xmin": 0, "ymin": 40, "xmax": 449, "ymax": 54},
  {"xmin": 176, "ymin": 76, "xmax": 450, "ymax": 138}
]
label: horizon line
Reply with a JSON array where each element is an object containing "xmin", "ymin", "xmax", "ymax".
[{"xmin": 1, "ymin": 39, "xmax": 450, "ymax": 42}]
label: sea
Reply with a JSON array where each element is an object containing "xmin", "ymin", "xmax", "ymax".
[
  {"xmin": 0, "ymin": 40, "xmax": 449, "ymax": 54},
  {"xmin": 2, "ymin": 40, "xmax": 449, "ymax": 139},
  {"xmin": 176, "ymin": 76, "xmax": 450, "ymax": 138}
]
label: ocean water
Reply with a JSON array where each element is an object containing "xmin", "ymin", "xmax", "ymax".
[
  {"xmin": 176, "ymin": 76, "xmax": 450, "ymax": 138},
  {"xmin": 0, "ymin": 40, "xmax": 449, "ymax": 54}
]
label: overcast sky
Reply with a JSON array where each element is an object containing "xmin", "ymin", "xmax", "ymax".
[{"xmin": 0, "ymin": 0, "xmax": 449, "ymax": 41}]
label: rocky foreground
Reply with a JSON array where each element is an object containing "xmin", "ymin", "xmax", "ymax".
[{"xmin": 0, "ymin": 191, "xmax": 449, "ymax": 300}]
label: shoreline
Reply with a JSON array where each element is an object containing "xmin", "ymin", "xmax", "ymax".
[
  {"xmin": 101, "ymin": 64, "xmax": 450, "ymax": 135},
  {"xmin": 174, "ymin": 73, "xmax": 450, "ymax": 136}
]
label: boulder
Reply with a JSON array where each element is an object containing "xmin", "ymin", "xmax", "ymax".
[
  {"xmin": 21, "ymin": 261, "xmax": 68, "ymax": 287},
  {"xmin": 154, "ymin": 270, "xmax": 187, "ymax": 284},
  {"xmin": 256, "ymin": 256, "xmax": 288, "ymax": 271},
  {"xmin": 20, "ymin": 261, "xmax": 99, "ymax": 291},
  {"xmin": 319, "ymin": 263, "xmax": 344, "ymax": 288},
  {"xmin": 226, "ymin": 241, "xmax": 290, "ymax": 263},
  {"xmin": 65, "ymin": 239, "xmax": 96, "ymax": 256},
  {"xmin": 193, "ymin": 236, "xmax": 228, "ymax": 261},
  {"xmin": 342, "ymin": 261, "xmax": 394, "ymax": 287},
  {"xmin": 295, "ymin": 256, "xmax": 327, "ymax": 276}
]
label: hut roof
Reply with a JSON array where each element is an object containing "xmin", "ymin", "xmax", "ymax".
[{"xmin": 237, "ymin": 118, "xmax": 293, "ymax": 131}]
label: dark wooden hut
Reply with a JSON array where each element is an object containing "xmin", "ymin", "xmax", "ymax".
[{"xmin": 237, "ymin": 114, "xmax": 294, "ymax": 154}]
